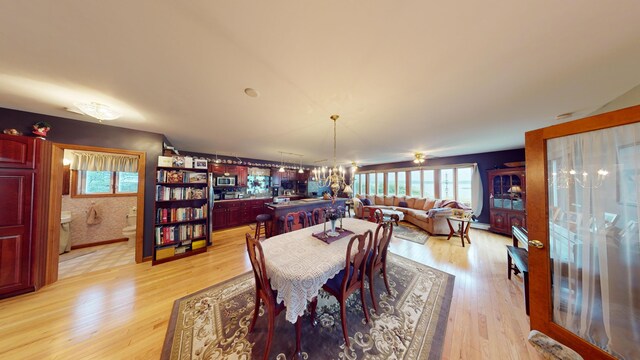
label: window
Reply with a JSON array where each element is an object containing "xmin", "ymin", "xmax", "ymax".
[
  {"xmin": 423, "ymin": 170, "xmax": 435, "ymax": 198},
  {"xmin": 387, "ymin": 173, "xmax": 396, "ymax": 195},
  {"xmin": 368, "ymin": 173, "xmax": 375, "ymax": 195},
  {"xmin": 73, "ymin": 170, "xmax": 139, "ymax": 197},
  {"xmin": 440, "ymin": 168, "xmax": 454, "ymax": 199},
  {"xmin": 397, "ymin": 172, "xmax": 406, "ymax": 195},
  {"xmin": 353, "ymin": 174, "xmax": 359, "ymax": 196},
  {"xmin": 360, "ymin": 174, "xmax": 366, "ymax": 195},
  {"xmin": 376, "ymin": 173, "xmax": 384, "ymax": 195},
  {"xmin": 456, "ymin": 167, "xmax": 473, "ymax": 206},
  {"xmin": 410, "ymin": 170, "xmax": 421, "ymax": 197}
]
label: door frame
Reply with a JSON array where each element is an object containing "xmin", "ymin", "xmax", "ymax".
[
  {"xmin": 45, "ymin": 143, "xmax": 146, "ymax": 284},
  {"xmin": 525, "ymin": 104, "xmax": 640, "ymax": 359}
]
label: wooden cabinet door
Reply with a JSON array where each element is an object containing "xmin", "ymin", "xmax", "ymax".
[
  {"xmin": 228, "ymin": 206, "xmax": 241, "ymax": 226},
  {"xmin": 0, "ymin": 169, "xmax": 35, "ymax": 298},
  {"xmin": 211, "ymin": 206, "xmax": 228, "ymax": 230},
  {"xmin": 236, "ymin": 166, "xmax": 248, "ymax": 187},
  {"xmin": 0, "ymin": 135, "xmax": 35, "ymax": 169},
  {"xmin": 489, "ymin": 211, "xmax": 509, "ymax": 234}
]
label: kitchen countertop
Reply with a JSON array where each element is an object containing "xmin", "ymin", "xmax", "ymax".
[
  {"xmin": 266, "ymin": 198, "xmax": 340, "ymax": 209},
  {"xmin": 215, "ymin": 196, "xmax": 273, "ymax": 203}
]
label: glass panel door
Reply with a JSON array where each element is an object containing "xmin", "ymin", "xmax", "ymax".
[{"xmin": 545, "ymin": 123, "xmax": 640, "ymax": 359}]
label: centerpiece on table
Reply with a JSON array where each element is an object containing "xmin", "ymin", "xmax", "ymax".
[{"xmin": 324, "ymin": 206, "xmax": 344, "ymax": 237}]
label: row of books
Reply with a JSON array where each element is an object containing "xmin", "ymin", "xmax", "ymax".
[
  {"xmin": 155, "ymin": 239, "xmax": 207, "ymax": 260},
  {"xmin": 156, "ymin": 170, "xmax": 207, "ymax": 183},
  {"xmin": 156, "ymin": 205, "xmax": 208, "ymax": 224},
  {"xmin": 154, "ymin": 223, "xmax": 206, "ymax": 245},
  {"xmin": 156, "ymin": 186, "xmax": 206, "ymax": 201}
]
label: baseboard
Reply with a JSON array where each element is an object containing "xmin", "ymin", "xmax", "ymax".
[
  {"xmin": 471, "ymin": 222, "xmax": 490, "ymax": 230},
  {"xmin": 70, "ymin": 237, "xmax": 128, "ymax": 250}
]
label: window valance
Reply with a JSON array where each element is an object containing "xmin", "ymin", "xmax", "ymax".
[{"xmin": 70, "ymin": 151, "xmax": 139, "ymax": 173}]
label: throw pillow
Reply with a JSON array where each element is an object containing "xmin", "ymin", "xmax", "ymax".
[
  {"xmin": 361, "ymin": 198, "xmax": 371, "ymax": 206},
  {"xmin": 398, "ymin": 201, "xmax": 408, "ymax": 208}
]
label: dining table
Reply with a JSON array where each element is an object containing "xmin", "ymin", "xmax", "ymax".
[{"xmin": 261, "ymin": 217, "xmax": 379, "ymax": 359}]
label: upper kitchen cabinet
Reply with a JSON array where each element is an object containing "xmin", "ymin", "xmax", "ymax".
[
  {"xmin": 236, "ymin": 166, "xmax": 248, "ymax": 187},
  {"xmin": 0, "ymin": 134, "xmax": 52, "ymax": 299}
]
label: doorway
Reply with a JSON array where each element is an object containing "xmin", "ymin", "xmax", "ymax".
[{"xmin": 45, "ymin": 143, "xmax": 145, "ymax": 284}]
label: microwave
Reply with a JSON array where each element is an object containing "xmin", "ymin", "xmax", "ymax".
[{"xmin": 216, "ymin": 176, "xmax": 236, "ymax": 186}]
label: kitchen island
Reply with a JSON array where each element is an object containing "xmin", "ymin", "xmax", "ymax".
[{"xmin": 265, "ymin": 198, "xmax": 347, "ymax": 236}]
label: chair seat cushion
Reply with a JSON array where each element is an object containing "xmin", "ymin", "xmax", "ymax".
[{"xmin": 324, "ymin": 266, "xmax": 354, "ymax": 293}]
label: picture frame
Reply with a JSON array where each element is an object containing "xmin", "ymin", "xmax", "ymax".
[
  {"xmin": 194, "ymin": 159, "xmax": 208, "ymax": 169},
  {"xmin": 172, "ymin": 156, "xmax": 185, "ymax": 168}
]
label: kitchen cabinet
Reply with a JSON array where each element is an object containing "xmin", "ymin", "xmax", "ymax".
[
  {"xmin": 0, "ymin": 134, "xmax": 51, "ymax": 299},
  {"xmin": 488, "ymin": 167, "xmax": 526, "ymax": 236},
  {"xmin": 236, "ymin": 166, "xmax": 248, "ymax": 187},
  {"xmin": 211, "ymin": 199, "xmax": 270, "ymax": 230}
]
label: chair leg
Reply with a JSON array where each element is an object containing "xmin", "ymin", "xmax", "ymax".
[
  {"xmin": 369, "ymin": 273, "xmax": 378, "ymax": 313},
  {"xmin": 360, "ymin": 283, "xmax": 370, "ymax": 324},
  {"xmin": 249, "ymin": 295, "xmax": 260, "ymax": 332},
  {"xmin": 381, "ymin": 263, "xmax": 391, "ymax": 295},
  {"xmin": 263, "ymin": 305, "xmax": 276, "ymax": 360},
  {"xmin": 339, "ymin": 299, "xmax": 350, "ymax": 348}
]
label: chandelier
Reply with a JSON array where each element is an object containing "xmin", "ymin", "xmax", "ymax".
[
  {"xmin": 313, "ymin": 115, "xmax": 346, "ymax": 196},
  {"xmin": 550, "ymin": 168, "xmax": 609, "ymax": 189}
]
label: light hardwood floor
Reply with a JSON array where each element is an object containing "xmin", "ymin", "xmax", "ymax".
[{"xmin": 0, "ymin": 223, "xmax": 544, "ymax": 359}]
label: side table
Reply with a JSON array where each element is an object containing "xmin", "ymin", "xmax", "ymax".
[{"xmin": 446, "ymin": 216, "xmax": 474, "ymax": 247}]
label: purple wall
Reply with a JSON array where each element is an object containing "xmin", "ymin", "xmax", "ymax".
[
  {"xmin": 357, "ymin": 148, "xmax": 526, "ymax": 224},
  {"xmin": 1, "ymin": 107, "xmax": 164, "ymax": 258}
]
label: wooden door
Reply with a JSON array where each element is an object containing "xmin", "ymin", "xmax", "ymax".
[
  {"xmin": 0, "ymin": 169, "xmax": 35, "ymax": 298},
  {"xmin": 525, "ymin": 105, "xmax": 640, "ymax": 359}
]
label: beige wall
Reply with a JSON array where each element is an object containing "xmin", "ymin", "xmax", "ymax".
[{"xmin": 62, "ymin": 195, "xmax": 137, "ymax": 247}]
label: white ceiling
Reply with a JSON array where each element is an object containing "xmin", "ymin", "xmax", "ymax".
[{"xmin": 1, "ymin": 1, "xmax": 640, "ymax": 166}]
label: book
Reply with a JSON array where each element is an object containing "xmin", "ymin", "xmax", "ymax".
[
  {"xmin": 166, "ymin": 170, "xmax": 184, "ymax": 183},
  {"xmin": 184, "ymin": 156, "xmax": 193, "ymax": 169},
  {"xmin": 158, "ymin": 156, "xmax": 173, "ymax": 167},
  {"xmin": 188, "ymin": 172, "xmax": 207, "ymax": 183},
  {"xmin": 172, "ymin": 156, "xmax": 185, "ymax": 168}
]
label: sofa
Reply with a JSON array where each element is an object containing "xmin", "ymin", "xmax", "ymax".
[{"xmin": 352, "ymin": 195, "xmax": 471, "ymax": 235}]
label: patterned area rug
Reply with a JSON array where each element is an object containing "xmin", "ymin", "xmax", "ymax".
[
  {"xmin": 394, "ymin": 222, "xmax": 430, "ymax": 245},
  {"xmin": 162, "ymin": 253, "xmax": 454, "ymax": 359}
]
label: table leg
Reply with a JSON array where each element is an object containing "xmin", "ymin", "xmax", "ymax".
[
  {"xmin": 464, "ymin": 221, "xmax": 471, "ymax": 244},
  {"xmin": 291, "ymin": 316, "xmax": 303, "ymax": 360},
  {"xmin": 459, "ymin": 222, "xmax": 465, "ymax": 247},
  {"xmin": 446, "ymin": 218, "xmax": 455, "ymax": 240}
]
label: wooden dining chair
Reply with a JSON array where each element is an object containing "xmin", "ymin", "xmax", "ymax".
[
  {"xmin": 245, "ymin": 233, "xmax": 285, "ymax": 360},
  {"xmin": 366, "ymin": 207, "xmax": 384, "ymax": 224},
  {"xmin": 366, "ymin": 222, "xmax": 394, "ymax": 312},
  {"xmin": 311, "ymin": 208, "xmax": 326, "ymax": 225},
  {"xmin": 318, "ymin": 230, "xmax": 372, "ymax": 348},
  {"xmin": 284, "ymin": 211, "xmax": 308, "ymax": 232}
]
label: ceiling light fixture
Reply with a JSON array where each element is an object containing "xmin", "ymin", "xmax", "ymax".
[
  {"xmin": 73, "ymin": 102, "xmax": 121, "ymax": 121},
  {"xmin": 315, "ymin": 115, "xmax": 346, "ymax": 197},
  {"xmin": 413, "ymin": 153, "xmax": 426, "ymax": 164}
]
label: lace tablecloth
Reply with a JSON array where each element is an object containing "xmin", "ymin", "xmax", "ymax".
[{"xmin": 261, "ymin": 218, "xmax": 379, "ymax": 323}]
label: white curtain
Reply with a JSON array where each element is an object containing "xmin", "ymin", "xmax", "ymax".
[
  {"xmin": 547, "ymin": 122, "xmax": 640, "ymax": 359},
  {"xmin": 71, "ymin": 151, "xmax": 139, "ymax": 172},
  {"xmin": 471, "ymin": 163, "xmax": 483, "ymax": 216}
]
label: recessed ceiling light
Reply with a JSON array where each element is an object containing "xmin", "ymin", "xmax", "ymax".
[
  {"xmin": 73, "ymin": 102, "xmax": 121, "ymax": 121},
  {"xmin": 244, "ymin": 88, "xmax": 259, "ymax": 98},
  {"xmin": 555, "ymin": 112, "xmax": 574, "ymax": 120}
]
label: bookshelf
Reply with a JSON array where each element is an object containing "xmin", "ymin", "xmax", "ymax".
[{"xmin": 153, "ymin": 166, "xmax": 209, "ymax": 265}]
